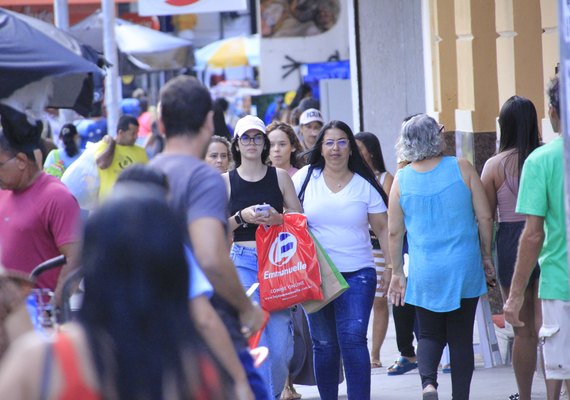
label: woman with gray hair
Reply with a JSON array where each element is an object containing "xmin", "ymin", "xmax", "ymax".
[{"xmin": 387, "ymin": 114, "xmax": 496, "ymax": 400}]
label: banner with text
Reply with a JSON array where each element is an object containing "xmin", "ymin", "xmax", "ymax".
[{"xmin": 139, "ymin": 0, "xmax": 247, "ymax": 17}]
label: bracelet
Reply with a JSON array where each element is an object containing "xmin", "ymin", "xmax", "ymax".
[
  {"xmin": 384, "ymin": 264, "xmax": 393, "ymax": 270},
  {"xmin": 234, "ymin": 210, "xmax": 247, "ymax": 227}
]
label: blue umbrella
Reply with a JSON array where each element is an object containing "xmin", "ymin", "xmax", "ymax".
[{"xmin": 0, "ymin": 9, "xmax": 103, "ymax": 117}]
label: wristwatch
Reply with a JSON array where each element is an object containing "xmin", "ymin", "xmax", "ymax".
[{"xmin": 234, "ymin": 210, "xmax": 246, "ymax": 227}]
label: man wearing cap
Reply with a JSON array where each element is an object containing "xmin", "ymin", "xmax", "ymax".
[
  {"xmin": 299, "ymin": 108, "xmax": 324, "ymax": 150},
  {"xmin": 0, "ymin": 106, "xmax": 80, "ymax": 305}
]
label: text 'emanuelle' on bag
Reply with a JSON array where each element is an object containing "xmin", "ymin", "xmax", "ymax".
[
  {"xmin": 302, "ymin": 232, "xmax": 350, "ymax": 314},
  {"xmin": 256, "ymin": 213, "xmax": 323, "ymax": 312}
]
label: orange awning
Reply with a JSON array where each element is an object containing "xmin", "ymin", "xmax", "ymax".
[{"xmin": 0, "ymin": 0, "xmax": 134, "ymax": 5}]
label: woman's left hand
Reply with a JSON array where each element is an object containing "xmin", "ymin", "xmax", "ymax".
[
  {"xmin": 483, "ymin": 257, "xmax": 496, "ymax": 288},
  {"xmin": 387, "ymin": 272, "xmax": 407, "ymax": 306},
  {"xmin": 379, "ymin": 268, "xmax": 392, "ymax": 297},
  {"xmin": 255, "ymin": 207, "xmax": 284, "ymax": 226}
]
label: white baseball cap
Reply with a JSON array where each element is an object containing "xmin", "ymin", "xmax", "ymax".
[
  {"xmin": 234, "ymin": 115, "xmax": 266, "ymax": 138},
  {"xmin": 299, "ymin": 108, "xmax": 324, "ymax": 125}
]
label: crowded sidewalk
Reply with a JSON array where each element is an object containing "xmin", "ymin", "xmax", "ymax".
[{"xmin": 296, "ymin": 306, "xmax": 551, "ymax": 400}]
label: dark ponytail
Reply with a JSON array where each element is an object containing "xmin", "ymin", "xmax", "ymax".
[{"xmin": 60, "ymin": 124, "xmax": 79, "ymax": 158}]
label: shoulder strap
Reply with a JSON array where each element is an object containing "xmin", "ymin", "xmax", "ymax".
[
  {"xmin": 53, "ymin": 332, "xmax": 100, "ymax": 400},
  {"xmin": 297, "ymin": 166, "xmax": 314, "ymax": 206},
  {"xmin": 39, "ymin": 342, "xmax": 54, "ymax": 400},
  {"xmin": 268, "ymin": 165, "xmax": 278, "ymax": 183}
]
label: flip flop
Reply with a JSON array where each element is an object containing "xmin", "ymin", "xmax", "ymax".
[
  {"xmin": 280, "ymin": 384, "xmax": 302, "ymax": 400},
  {"xmin": 387, "ymin": 356, "xmax": 418, "ymax": 376},
  {"xmin": 371, "ymin": 360, "xmax": 382, "ymax": 368}
]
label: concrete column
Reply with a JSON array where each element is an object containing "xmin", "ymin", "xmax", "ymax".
[
  {"xmin": 357, "ymin": 0, "xmax": 425, "ymax": 173},
  {"xmin": 540, "ymin": 0, "xmax": 559, "ymax": 143},
  {"xmin": 495, "ymin": 0, "xmax": 544, "ymax": 131},
  {"xmin": 454, "ymin": 0, "xmax": 499, "ymax": 173},
  {"xmin": 428, "ymin": 0, "xmax": 458, "ymax": 155}
]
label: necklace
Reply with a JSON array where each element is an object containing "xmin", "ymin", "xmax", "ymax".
[{"xmin": 324, "ymin": 169, "xmax": 352, "ymax": 191}]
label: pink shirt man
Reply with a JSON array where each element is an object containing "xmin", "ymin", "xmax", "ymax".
[{"xmin": 0, "ymin": 173, "xmax": 80, "ymax": 290}]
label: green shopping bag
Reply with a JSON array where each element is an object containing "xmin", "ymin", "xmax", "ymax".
[{"xmin": 302, "ymin": 232, "xmax": 349, "ymax": 314}]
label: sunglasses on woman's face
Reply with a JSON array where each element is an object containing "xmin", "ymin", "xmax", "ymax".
[{"xmin": 239, "ymin": 134, "xmax": 264, "ymax": 146}]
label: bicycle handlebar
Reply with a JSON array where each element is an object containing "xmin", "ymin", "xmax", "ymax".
[{"xmin": 30, "ymin": 255, "xmax": 66, "ymax": 279}]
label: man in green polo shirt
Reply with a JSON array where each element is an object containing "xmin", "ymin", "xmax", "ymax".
[{"xmin": 504, "ymin": 74, "xmax": 569, "ymax": 399}]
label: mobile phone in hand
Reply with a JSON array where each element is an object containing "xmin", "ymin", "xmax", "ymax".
[{"xmin": 254, "ymin": 204, "xmax": 271, "ymax": 217}]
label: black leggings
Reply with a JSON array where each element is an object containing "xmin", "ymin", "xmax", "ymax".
[
  {"xmin": 392, "ymin": 302, "xmax": 418, "ymax": 358},
  {"xmin": 416, "ymin": 297, "xmax": 479, "ymax": 400}
]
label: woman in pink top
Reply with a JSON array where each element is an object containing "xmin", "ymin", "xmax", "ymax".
[
  {"xmin": 355, "ymin": 132, "xmax": 393, "ymax": 370},
  {"xmin": 267, "ymin": 122, "xmax": 305, "ymax": 177},
  {"xmin": 481, "ymin": 96, "xmax": 541, "ymax": 400},
  {"xmin": 266, "ymin": 121, "xmax": 306, "ymax": 399}
]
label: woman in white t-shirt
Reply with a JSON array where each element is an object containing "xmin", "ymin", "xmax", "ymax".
[{"xmin": 292, "ymin": 120, "xmax": 391, "ymax": 400}]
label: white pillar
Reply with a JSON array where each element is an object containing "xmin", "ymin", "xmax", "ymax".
[
  {"xmin": 53, "ymin": 0, "xmax": 69, "ymax": 30},
  {"xmin": 102, "ymin": 0, "xmax": 120, "ymax": 137},
  {"xmin": 556, "ymin": 0, "xmax": 570, "ymax": 264},
  {"xmin": 54, "ymin": 0, "xmax": 75, "ymax": 124}
]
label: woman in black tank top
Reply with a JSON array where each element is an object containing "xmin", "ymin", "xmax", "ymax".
[{"xmin": 222, "ymin": 116, "xmax": 302, "ymax": 399}]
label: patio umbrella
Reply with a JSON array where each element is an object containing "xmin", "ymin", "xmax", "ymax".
[
  {"xmin": 0, "ymin": 9, "xmax": 103, "ymax": 117},
  {"xmin": 195, "ymin": 34, "xmax": 260, "ymax": 70},
  {"xmin": 71, "ymin": 11, "xmax": 194, "ymax": 74}
]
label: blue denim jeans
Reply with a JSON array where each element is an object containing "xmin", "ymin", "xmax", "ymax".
[
  {"xmin": 230, "ymin": 243, "xmax": 294, "ymax": 399},
  {"xmin": 307, "ymin": 267, "xmax": 376, "ymax": 400}
]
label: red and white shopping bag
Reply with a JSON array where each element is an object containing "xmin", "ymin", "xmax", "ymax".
[{"xmin": 256, "ymin": 213, "xmax": 323, "ymax": 312}]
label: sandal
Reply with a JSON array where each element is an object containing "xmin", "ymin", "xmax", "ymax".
[
  {"xmin": 280, "ymin": 384, "xmax": 302, "ymax": 400},
  {"xmin": 371, "ymin": 359, "xmax": 382, "ymax": 368},
  {"xmin": 387, "ymin": 356, "xmax": 418, "ymax": 376}
]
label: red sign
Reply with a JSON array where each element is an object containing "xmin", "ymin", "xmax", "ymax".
[
  {"xmin": 165, "ymin": 0, "xmax": 199, "ymax": 5},
  {"xmin": 139, "ymin": 0, "xmax": 246, "ymax": 16}
]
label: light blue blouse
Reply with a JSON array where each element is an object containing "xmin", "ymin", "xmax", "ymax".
[
  {"xmin": 185, "ymin": 246, "xmax": 213, "ymax": 300},
  {"xmin": 398, "ymin": 156, "xmax": 486, "ymax": 312}
]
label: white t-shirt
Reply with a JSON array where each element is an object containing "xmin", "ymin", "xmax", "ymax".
[{"xmin": 292, "ymin": 166, "xmax": 387, "ymax": 273}]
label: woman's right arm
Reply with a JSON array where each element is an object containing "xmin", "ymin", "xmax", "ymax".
[
  {"xmin": 387, "ymin": 175, "xmax": 407, "ymax": 306},
  {"xmin": 480, "ymin": 156, "xmax": 498, "ymax": 221},
  {"xmin": 382, "ymin": 171, "xmax": 394, "ymax": 196},
  {"xmin": 459, "ymin": 159, "xmax": 496, "ymax": 286}
]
